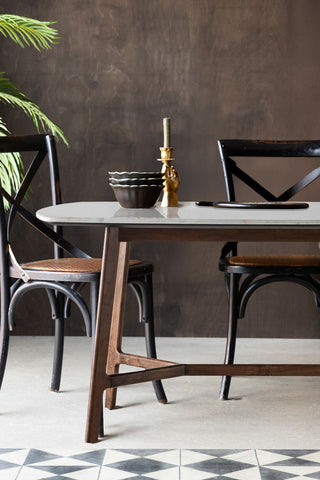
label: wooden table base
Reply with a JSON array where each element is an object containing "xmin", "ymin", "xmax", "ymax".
[{"xmin": 85, "ymin": 225, "xmax": 320, "ymax": 443}]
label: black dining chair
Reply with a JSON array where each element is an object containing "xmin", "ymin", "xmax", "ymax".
[
  {"xmin": 217, "ymin": 139, "xmax": 320, "ymax": 400},
  {"xmin": 0, "ymin": 134, "xmax": 166, "ymax": 405}
]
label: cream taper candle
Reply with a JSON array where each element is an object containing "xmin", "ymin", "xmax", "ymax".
[{"xmin": 163, "ymin": 117, "xmax": 171, "ymax": 148}]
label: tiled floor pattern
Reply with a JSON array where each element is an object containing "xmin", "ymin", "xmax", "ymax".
[{"xmin": 1, "ymin": 448, "xmax": 320, "ymax": 479}]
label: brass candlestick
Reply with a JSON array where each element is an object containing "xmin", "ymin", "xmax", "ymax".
[{"xmin": 158, "ymin": 146, "xmax": 180, "ymax": 207}]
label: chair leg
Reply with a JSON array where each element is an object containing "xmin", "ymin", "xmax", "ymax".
[
  {"xmin": 144, "ymin": 321, "xmax": 168, "ymax": 403},
  {"xmin": 219, "ymin": 273, "xmax": 240, "ymax": 400},
  {"xmin": 0, "ymin": 311, "xmax": 9, "ymax": 390},
  {"xmin": 144, "ymin": 274, "xmax": 167, "ymax": 404},
  {"xmin": 0, "ymin": 264, "xmax": 11, "ymax": 390},
  {"xmin": 99, "ymin": 404, "xmax": 104, "ymax": 438},
  {"xmin": 50, "ymin": 292, "xmax": 64, "ymax": 392}
]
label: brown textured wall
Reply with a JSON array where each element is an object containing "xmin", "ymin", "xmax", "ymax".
[{"xmin": 1, "ymin": 0, "xmax": 320, "ymax": 338}]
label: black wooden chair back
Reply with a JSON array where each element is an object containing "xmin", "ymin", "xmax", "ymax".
[
  {"xmin": 218, "ymin": 139, "xmax": 320, "ymax": 202},
  {"xmin": 0, "ymin": 134, "xmax": 89, "ymax": 263},
  {"xmin": 217, "ymin": 139, "xmax": 320, "ymax": 258}
]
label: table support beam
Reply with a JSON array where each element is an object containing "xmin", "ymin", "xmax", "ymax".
[
  {"xmin": 118, "ymin": 226, "xmax": 320, "ymax": 243},
  {"xmin": 185, "ymin": 364, "xmax": 320, "ymax": 376},
  {"xmin": 107, "ymin": 364, "xmax": 186, "ymax": 388},
  {"xmin": 103, "ymin": 363, "xmax": 320, "ymax": 391},
  {"xmin": 119, "ymin": 352, "xmax": 178, "ymax": 369}
]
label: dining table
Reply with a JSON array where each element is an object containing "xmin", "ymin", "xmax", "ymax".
[{"xmin": 36, "ymin": 200, "xmax": 320, "ymax": 443}]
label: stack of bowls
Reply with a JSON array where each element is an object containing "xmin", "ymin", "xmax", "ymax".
[{"xmin": 109, "ymin": 171, "xmax": 163, "ymax": 208}]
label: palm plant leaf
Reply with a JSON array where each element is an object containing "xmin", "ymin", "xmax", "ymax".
[
  {"xmin": 0, "ymin": 117, "xmax": 24, "ymax": 209},
  {"xmin": 0, "ymin": 14, "xmax": 67, "ymax": 209},
  {"xmin": 0, "ymin": 74, "xmax": 68, "ymax": 145},
  {"xmin": 0, "ymin": 14, "xmax": 59, "ymax": 51}
]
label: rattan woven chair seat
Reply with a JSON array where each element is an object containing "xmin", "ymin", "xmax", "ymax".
[
  {"xmin": 228, "ymin": 254, "xmax": 320, "ymax": 267},
  {"xmin": 22, "ymin": 258, "xmax": 141, "ymax": 273}
]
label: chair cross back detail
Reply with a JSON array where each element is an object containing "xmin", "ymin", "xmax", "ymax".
[
  {"xmin": 217, "ymin": 139, "xmax": 320, "ymax": 202},
  {"xmin": 0, "ymin": 134, "xmax": 89, "ymax": 260}
]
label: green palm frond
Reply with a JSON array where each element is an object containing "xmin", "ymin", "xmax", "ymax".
[
  {"xmin": 0, "ymin": 117, "xmax": 24, "ymax": 209},
  {"xmin": 0, "ymin": 14, "xmax": 59, "ymax": 51},
  {"xmin": 0, "ymin": 117, "xmax": 23, "ymax": 191},
  {"xmin": 0, "ymin": 115, "xmax": 9, "ymax": 136},
  {"xmin": 0, "ymin": 74, "xmax": 68, "ymax": 146},
  {"xmin": 0, "ymin": 14, "xmax": 67, "ymax": 209}
]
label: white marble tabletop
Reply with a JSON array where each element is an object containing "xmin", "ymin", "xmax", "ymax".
[{"xmin": 36, "ymin": 201, "xmax": 320, "ymax": 228}]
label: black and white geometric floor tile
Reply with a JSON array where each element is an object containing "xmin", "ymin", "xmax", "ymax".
[{"xmin": 1, "ymin": 448, "xmax": 320, "ymax": 479}]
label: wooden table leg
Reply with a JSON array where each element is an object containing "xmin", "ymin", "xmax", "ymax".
[
  {"xmin": 85, "ymin": 227, "xmax": 130, "ymax": 443},
  {"xmin": 105, "ymin": 240, "xmax": 131, "ymax": 410}
]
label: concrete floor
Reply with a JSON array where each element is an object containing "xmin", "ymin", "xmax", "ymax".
[{"xmin": 0, "ymin": 336, "xmax": 319, "ymax": 451}]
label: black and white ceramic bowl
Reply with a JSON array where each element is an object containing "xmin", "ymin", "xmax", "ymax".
[{"xmin": 110, "ymin": 184, "xmax": 163, "ymax": 208}]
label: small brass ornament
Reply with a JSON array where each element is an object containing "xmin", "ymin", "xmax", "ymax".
[{"xmin": 158, "ymin": 147, "xmax": 179, "ymax": 207}]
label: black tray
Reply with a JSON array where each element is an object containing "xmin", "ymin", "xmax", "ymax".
[{"xmin": 213, "ymin": 201, "xmax": 309, "ymax": 209}]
